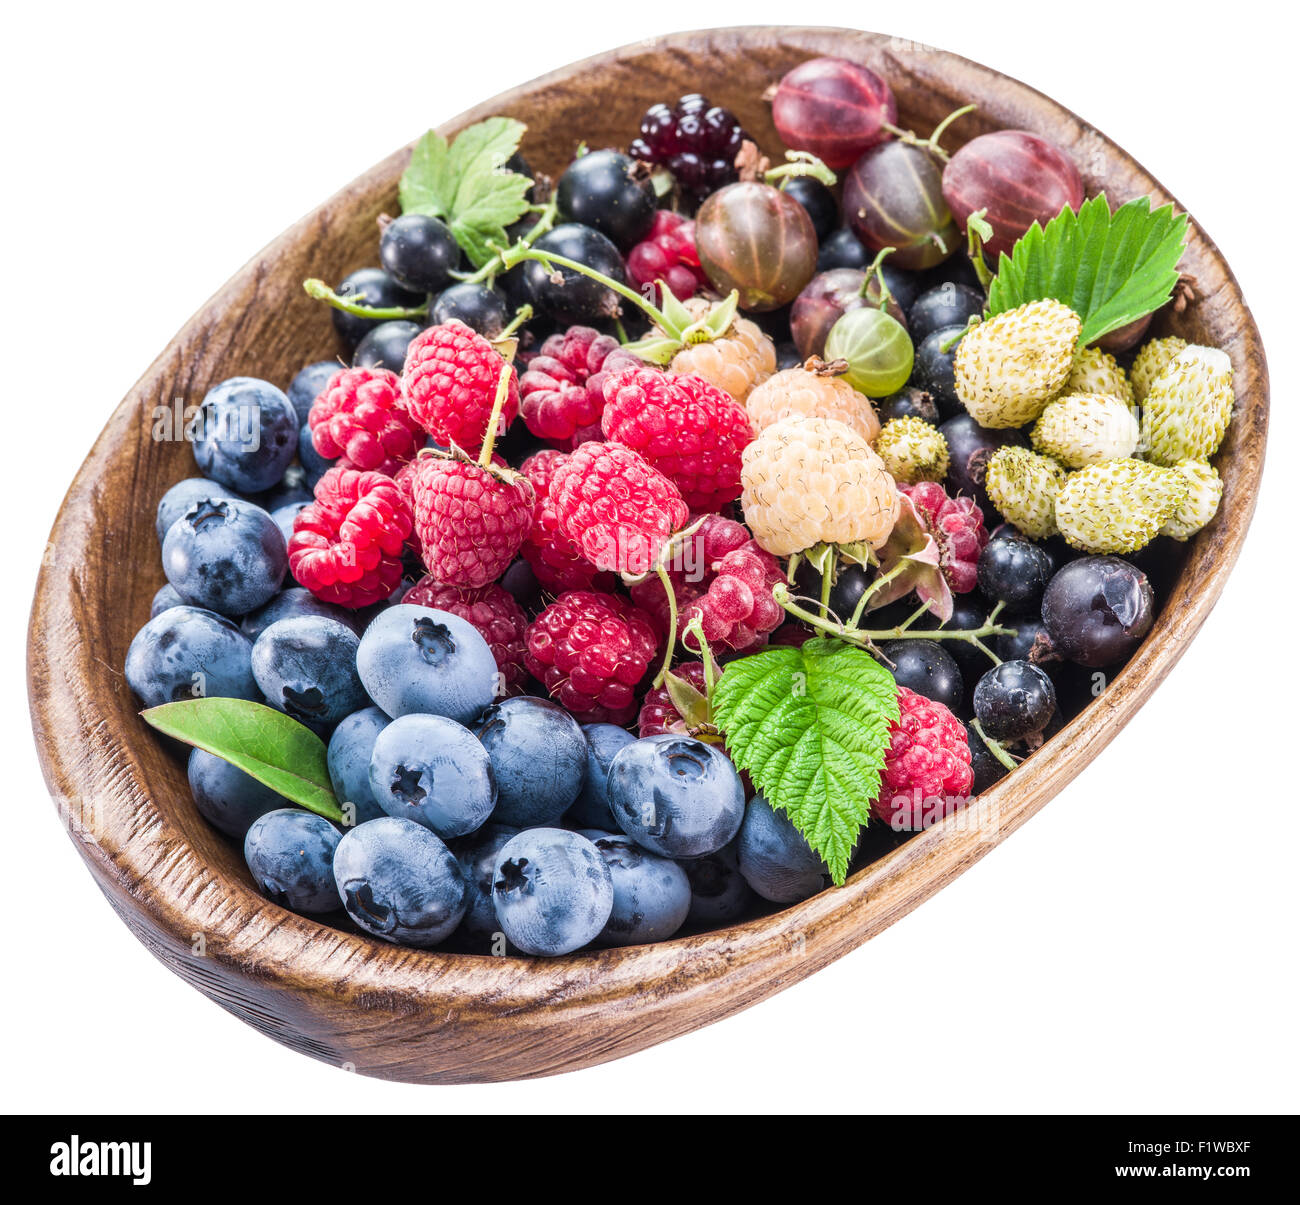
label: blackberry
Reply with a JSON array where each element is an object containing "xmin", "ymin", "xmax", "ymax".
[{"xmin": 630, "ymin": 93, "xmax": 747, "ymax": 203}]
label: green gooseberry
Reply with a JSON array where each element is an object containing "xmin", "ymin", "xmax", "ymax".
[{"xmin": 824, "ymin": 306, "xmax": 914, "ymax": 397}]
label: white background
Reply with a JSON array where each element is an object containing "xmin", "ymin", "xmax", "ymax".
[{"xmin": 4, "ymin": 1, "xmax": 1295, "ymax": 1114}]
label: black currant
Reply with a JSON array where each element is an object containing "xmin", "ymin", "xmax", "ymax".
[
  {"xmin": 973, "ymin": 659, "xmax": 1056, "ymax": 740},
  {"xmin": 352, "ymin": 320, "xmax": 422, "ymax": 372},
  {"xmin": 817, "ymin": 227, "xmax": 873, "ymax": 272},
  {"xmin": 523, "ymin": 224, "xmax": 628, "ymax": 324},
  {"xmin": 431, "ymin": 282, "xmax": 510, "ymax": 338},
  {"xmin": 941, "ymin": 415, "xmax": 1028, "ymax": 516},
  {"xmin": 827, "ymin": 564, "xmax": 877, "ymax": 623},
  {"xmin": 556, "ymin": 150, "xmax": 656, "ymax": 250},
  {"xmin": 995, "ymin": 616, "xmax": 1057, "ymax": 666},
  {"xmin": 907, "ymin": 282, "xmax": 985, "ymax": 342},
  {"xmin": 977, "ymin": 534, "xmax": 1053, "ymax": 613},
  {"xmin": 879, "ymin": 639, "xmax": 964, "ymax": 712},
  {"xmin": 932, "ymin": 595, "xmax": 990, "ymax": 687},
  {"xmin": 914, "ymin": 324, "xmax": 967, "ymax": 418},
  {"xmin": 964, "ymin": 721, "xmax": 1009, "ymax": 793},
  {"xmin": 782, "ymin": 175, "xmax": 838, "ymax": 241},
  {"xmin": 1041, "ymin": 556, "xmax": 1154, "ymax": 667},
  {"xmin": 877, "ymin": 385, "xmax": 941, "ymax": 426},
  {"xmin": 331, "ymin": 267, "xmax": 424, "ymax": 348},
  {"xmin": 379, "ymin": 214, "xmax": 459, "ymax": 294}
]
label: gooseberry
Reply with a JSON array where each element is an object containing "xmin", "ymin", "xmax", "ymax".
[
  {"xmin": 790, "ymin": 267, "xmax": 907, "ymax": 360},
  {"xmin": 771, "ymin": 57, "xmax": 897, "ymax": 169},
  {"xmin": 844, "ymin": 141, "xmax": 958, "ymax": 270},
  {"xmin": 824, "ymin": 306, "xmax": 914, "ymax": 397}
]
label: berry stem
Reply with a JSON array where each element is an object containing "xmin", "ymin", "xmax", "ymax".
[
  {"xmin": 964, "ymin": 207, "xmax": 996, "ymax": 293},
  {"xmin": 500, "ymin": 244, "xmax": 671, "ymax": 330},
  {"xmin": 302, "ymin": 278, "xmax": 430, "ymax": 320},
  {"xmin": 683, "ymin": 615, "xmax": 719, "ymax": 700},
  {"xmin": 476, "ymin": 366, "xmax": 513, "ymax": 469},
  {"xmin": 859, "ymin": 247, "xmax": 897, "ymax": 310},
  {"xmin": 451, "ymin": 199, "xmax": 560, "ymax": 285},
  {"xmin": 497, "ymin": 303, "xmax": 533, "ymax": 341},
  {"xmin": 765, "ymin": 151, "xmax": 837, "ymax": 189},
  {"xmin": 844, "ymin": 561, "xmax": 910, "ymax": 629},
  {"xmin": 971, "ymin": 718, "xmax": 1019, "ymax": 771},
  {"xmin": 652, "ymin": 563, "xmax": 680, "ymax": 689}
]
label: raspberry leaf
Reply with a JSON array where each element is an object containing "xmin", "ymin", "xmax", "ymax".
[
  {"xmin": 712, "ymin": 638, "xmax": 898, "ymax": 884},
  {"xmin": 399, "ymin": 117, "xmax": 533, "ymax": 269},
  {"xmin": 987, "ymin": 195, "xmax": 1188, "ymax": 344},
  {"xmin": 141, "ymin": 698, "xmax": 344, "ymax": 824}
]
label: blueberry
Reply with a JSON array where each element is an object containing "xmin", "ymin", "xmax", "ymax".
[
  {"xmin": 333, "ymin": 817, "xmax": 468, "ymax": 947},
  {"xmin": 297, "ymin": 421, "xmax": 334, "ymax": 484},
  {"xmin": 150, "ymin": 583, "xmax": 184, "ymax": 618},
  {"xmin": 352, "ymin": 320, "xmax": 422, "ymax": 372},
  {"xmin": 736, "ymin": 794, "xmax": 828, "ymax": 903},
  {"xmin": 251, "ymin": 615, "xmax": 366, "ymax": 726},
  {"xmin": 782, "ymin": 175, "xmax": 838, "ymax": 241},
  {"xmin": 683, "ymin": 840, "xmax": 756, "ymax": 924},
  {"xmin": 451, "ymin": 823, "xmax": 520, "ymax": 941},
  {"xmin": 1041, "ymin": 555, "xmax": 1154, "ymax": 668},
  {"xmin": 379, "ymin": 213, "xmax": 459, "ymax": 294},
  {"xmin": 243, "ymin": 808, "xmax": 342, "ymax": 913},
  {"xmin": 241, "ymin": 586, "xmax": 358, "ymax": 641},
  {"xmin": 286, "ymin": 360, "xmax": 339, "ymax": 425},
  {"xmin": 326, "ymin": 706, "xmax": 390, "ymax": 827},
  {"xmin": 977, "ymin": 533, "xmax": 1053, "ymax": 614},
  {"xmin": 583, "ymin": 832, "xmax": 691, "ymax": 946},
  {"xmin": 568, "ymin": 723, "xmax": 637, "ymax": 829},
  {"xmin": 263, "ymin": 463, "xmax": 313, "ymax": 509},
  {"xmin": 430, "ymin": 282, "xmax": 510, "ymax": 337},
  {"xmin": 556, "ymin": 150, "xmax": 656, "ymax": 249},
  {"xmin": 188, "ymin": 747, "xmax": 287, "ymax": 838},
  {"xmin": 973, "ymin": 659, "xmax": 1057, "ymax": 741},
  {"xmin": 125, "ymin": 605, "xmax": 258, "ymax": 706},
  {"xmin": 474, "ymin": 697, "xmax": 586, "ymax": 827},
  {"xmin": 879, "ymin": 638, "xmax": 964, "ymax": 712},
  {"xmin": 368, "ymin": 713, "xmax": 496, "ymax": 838},
  {"xmin": 270, "ymin": 501, "xmax": 309, "ymax": 549},
  {"xmin": 162, "ymin": 497, "xmax": 287, "ymax": 616},
  {"xmin": 330, "ymin": 267, "xmax": 425, "ymax": 348},
  {"xmin": 356, "ymin": 604, "xmax": 497, "ymax": 723},
  {"xmin": 192, "ymin": 377, "xmax": 299, "ymax": 494},
  {"xmin": 608, "ymin": 735, "xmax": 746, "ymax": 859},
  {"xmin": 155, "ymin": 477, "xmax": 239, "ymax": 542},
  {"xmin": 491, "ymin": 828, "xmax": 613, "ymax": 957},
  {"xmin": 908, "ymin": 282, "xmax": 985, "ymax": 342}
]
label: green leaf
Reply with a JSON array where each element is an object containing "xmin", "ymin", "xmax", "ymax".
[
  {"xmin": 398, "ymin": 117, "xmax": 532, "ymax": 269},
  {"xmin": 713, "ymin": 638, "xmax": 898, "ymax": 884},
  {"xmin": 987, "ymin": 194, "xmax": 1188, "ymax": 344},
  {"xmin": 142, "ymin": 698, "xmax": 344, "ymax": 824}
]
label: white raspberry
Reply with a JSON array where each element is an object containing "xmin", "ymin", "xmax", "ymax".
[{"xmin": 745, "ymin": 364, "xmax": 880, "ymax": 443}]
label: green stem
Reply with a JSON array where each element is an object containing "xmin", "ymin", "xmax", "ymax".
[
  {"xmin": 303, "ymin": 278, "xmax": 429, "ymax": 320},
  {"xmin": 845, "ymin": 561, "xmax": 910, "ymax": 629},
  {"xmin": 497, "ymin": 303, "xmax": 533, "ymax": 341},
  {"xmin": 819, "ymin": 563, "xmax": 834, "ymax": 620},
  {"xmin": 653, "ymin": 563, "xmax": 679, "ymax": 688},
  {"xmin": 898, "ymin": 601, "xmax": 934, "ymax": 632},
  {"xmin": 971, "ymin": 636, "xmax": 1001, "ymax": 666},
  {"xmin": 449, "ymin": 199, "xmax": 561, "ymax": 285},
  {"xmin": 683, "ymin": 616, "xmax": 719, "ymax": 701},
  {"xmin": 965, "ymin": 206, "xmax": 996, "ymax": 293},
  {"xmin": 765, "ymin": 151, "xmax": 837, "ymax": 188},
  {"xmin": 972, "ymin": 719, "xmax": 1019, "ymax": 771},
  {"xmin": 927, "ymin": 103, "xmax": 977, "ymax": 152},
  {"xmin": 859, "ymin": 246, "xmax": 897, "ymax": 311},
  {"xmin": 477, "ymin": 366, "xmax": 513, "ymax": 469}
]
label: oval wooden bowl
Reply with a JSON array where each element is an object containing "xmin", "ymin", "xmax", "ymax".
[{"xmin": 28, "ymin": 27, "xmax": 1267, "ymax": 1084}]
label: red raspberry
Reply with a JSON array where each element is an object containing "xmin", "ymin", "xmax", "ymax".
[
  {"xmin": 901, "ymin": 481, "xmax": 989, "ymax": 594},
  {"xmin": 401, "ymin": 320, "xmax": 519, "ymax": 454},
  {"xmin": 625, "ymin": 211, "xmax": 707, "ymax": 303},
  {"xmin": 525, "ymin": 590, "xmax": 660, "ymax": 724},
  {"xmin": 402, "ymin": 577, "xmax": 529, "ymax": 696},
  {"xmin": 406, "ymin": 453, "xmax": 534, "ymax": 589},
  {"xmin": 518, "ymin": 450, "xmax": 613, "ymax": 594},
  {"xmin": 601, "ymin": 368, "xmax": 753, "ymax": 511},
  {"xmin": 550, "ymin": 441, "xmax": 690, "ymax": 577},
  {"xmin": 638, "ymin": 660, "xmax": 708, "ymax": 737},
  {"xmin": 871, "ymin": 687, "xmax": 974, "ymax": 830},
  {"xmin": 517, "ymin": 326, "xmax": 645, "ymax": 448},
  {"xmin": 289, "ymin": 467, "xmax": 412, "ymax": 608},
  {"xmin": 630, "ymin": 514, "xmax": 785, "ymax": 653},
  {"xmin": 307, "ymin": 366, "xmax": 424, "ymax": 476}
]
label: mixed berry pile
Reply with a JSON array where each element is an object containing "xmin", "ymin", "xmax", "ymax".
[{"xmin": 126, "ymin": 56, "xmax": 1234, "ymax": 958}]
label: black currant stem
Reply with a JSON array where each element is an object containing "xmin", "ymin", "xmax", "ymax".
[
  {"xmin": 500, "ymin": 244, "xmax": 670, "ymax": 329},
  {"xmin": 652, "ymin": 564, "xmax": 680, "ymax": 689},
  {"xmin": 476, "ymin": 366, "xmax": 513, "ymax": 469},
  {"xmin": 964, "ymin": 207, "xmax": 996, "ymax": 293},
  {"xmin": 971, "ymin": 718, "xmax": 1019, "ymax": 771},
  {"xmin": 303, "ymin": 278, "xmax": 430, "ymax": 320},
  {"xmin": 497, "ymin": 303, "xmax": 533, "ymax": 341}
]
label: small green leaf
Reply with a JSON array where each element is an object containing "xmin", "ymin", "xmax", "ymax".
[
  {"xmin": 398, "ymin": 129, "xmax": 455, "ymax": 219},
  {"xmin": 987, "ymin": 194, "xmax": 1188, "ymax": 344},
  {"xmin": 713, "ymin": 638, "xmax": 898, "ymax": 884},
  {"xmin": 142, "ymin": 698, "xmax": 343, "ymax": 823}
]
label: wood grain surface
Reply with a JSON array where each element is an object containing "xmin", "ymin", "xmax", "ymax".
[{"xmin": 27, "ymin": 26, "xmax": 1269, "ymax": 1084}]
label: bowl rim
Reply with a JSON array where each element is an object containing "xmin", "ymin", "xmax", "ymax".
[{"xmin": 28, "ymin": 25, "xmax": 1269, "ymax": 1079}]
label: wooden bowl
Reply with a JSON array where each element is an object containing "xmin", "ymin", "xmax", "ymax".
[{"xmin": 28, "ymin": 27, "xmax": 1268, "ymax": 1084}]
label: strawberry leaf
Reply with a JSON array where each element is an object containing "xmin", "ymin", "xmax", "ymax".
[
  {"xmin": 141, "ymin": 698, "xmax": 343, "ymax": 823},
  {"xmin": 987, "ymin": 194, "xmax": 1188, "ymax": 344},
  {"xmin": 712, "ymin": 638, "xmax": 898, "ymax": 884}
]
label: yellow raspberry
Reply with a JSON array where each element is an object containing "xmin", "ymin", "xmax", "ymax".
[
  {"xmin": 1031, "ymin": 393, "xmax": 1140, "ymax": 467},
  {"xmin": 1054, "ymin": 460, "xmax": 1189, "ymax": 554},
  {"xmin": 954, "ymin": 299, "xmax": 1081, "ymax": 428},
  {"xmin": 1130, "ymin": 335, "xmax": 1187, "ymax": 403},
  {"xmin": 873, "ymin": 416, "xmax": 949, "ymax": 484},
  {"xmin": 1160, "ymin": 459, "xmax": 1224, "ymax": 541},
  {"xmin": 1066, "ymin": 345, "xmax": 1134, "ymax": 410},
  {"xmin": 740, "ymin": 416, "xmax": 900, "ymax": 556},
  {"xmin": 985, "ymin": 446, "xmax": 1068, "ymax": 539},
  {"xmin": 1139, "ymin": 345, "xmax": 1234, "ymax": 466},
  {"xmin": 745, "ymin": 362, "xmax": 880, "ymax": 443},
  {"xmin": 663, "ymin": 298, "xmax": 776, "ymax": 403}
]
